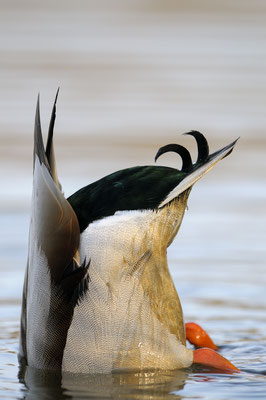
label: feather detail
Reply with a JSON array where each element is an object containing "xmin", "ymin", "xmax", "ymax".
[
  {"xmin": 155, "ymin": 143, "xmax": 192, "ymax": 171},
  {"xmin": 184, "ymin": 130, "xmax": 209, "ymax": 163},
  {"xmin": 63, "ymin": 195, "xmax": 192, "ymax": 373},
  {"xmin": 159, "ymin": 136, "xmax": 239, "ymax": 208},
  {"xmin": 20, "ymin": 95, "xmax": 88, "ymax": 371},
  {"xmin": 45, "ymin": 88, "xmax": 61, "ymax": 190}
]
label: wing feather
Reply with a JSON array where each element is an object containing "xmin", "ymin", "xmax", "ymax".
[
  {"xmin": 33, "ymin": 95, "xmax": 80, "ymax": 282},
  {"xmin": 20, "ymin": 95, "xmax": 82, "ymax": 370}
]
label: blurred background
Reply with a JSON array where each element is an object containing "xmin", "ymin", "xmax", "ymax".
[
  {"xmin": 0, "ymin": 0, "xmax": 266, "ymax": 205},
  {"xmin": 0, "ymin": 0, "xmax": 265, "ymax": 398}
]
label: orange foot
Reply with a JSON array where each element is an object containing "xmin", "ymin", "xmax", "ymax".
[
  {"xmin": 193, "ymin": 348, "xmax": 240, "ymax": 372},
  {"xmin": 185, "ymin": 322, "xmax": 218, "ymax": 351}
]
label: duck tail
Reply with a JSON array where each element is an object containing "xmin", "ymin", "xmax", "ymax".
[{"xmin": 156, "ymin": 131, "xmax": 239, "ymax": 208}]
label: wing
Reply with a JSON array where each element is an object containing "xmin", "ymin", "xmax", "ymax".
[
  {"xmin": 33, "ymin": 94, "xmax": 80, "ymax": 281},
  {"xmin": 20, "ymin": 94, "xmax": 89, "ymax": 370},
  {"xmin": 68, "ymin": 131, "xmax": 238, "ymax": 232}
]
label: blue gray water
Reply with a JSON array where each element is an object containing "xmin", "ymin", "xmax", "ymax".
[{"xmin": 0, "ymin": 1, "xmax": 266, "ymax": 398}]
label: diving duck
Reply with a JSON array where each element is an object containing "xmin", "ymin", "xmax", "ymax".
[{"xmin": 19, "ymin": 93, "xmax": 239, "ymax": 373}]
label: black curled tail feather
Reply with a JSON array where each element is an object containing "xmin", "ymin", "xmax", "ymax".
[
  {"xmin": 184, "ymin": 130, "xmax": 209, "ymax": 163},
  {"xmin": 157, "ymin": 132, "xmax": 239, "ymax": 208},
  {"xmin": 155, "ymin": 144, "xmax": 192, "ymax": 171},
  {"xmin": 154, "ymin": 131, "xmax": 211, "ymax": 170}
]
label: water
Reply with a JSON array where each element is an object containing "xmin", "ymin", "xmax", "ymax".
[{"xmin": 0, "ymin": 0, "xmax": 266, "ymax": 398}]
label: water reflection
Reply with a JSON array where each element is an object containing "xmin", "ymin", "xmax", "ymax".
[
  {"xmin": 17, "ymin": 356, "xmax": 266, "ymax": 400},
  {"xmin": 19, "ymin": 364, "xmax": 188, "ymax": 400}
]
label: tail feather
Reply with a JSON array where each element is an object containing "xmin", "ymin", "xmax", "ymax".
[
  {"xmin": 159, "ymin": 135, "xmax": 239, "ymax": 208},
  {"xmin": 184, "ymin": 130, "xmax": 209, "ymax": 162}
]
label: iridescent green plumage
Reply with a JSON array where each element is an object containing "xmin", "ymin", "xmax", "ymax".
[
  {"xmin": 68, "ymin": 131, "xmax": 238, "ymax": 233},
  {"xmin": 68, "ymin": 166, "xmax": 186, "ymax": 232}
]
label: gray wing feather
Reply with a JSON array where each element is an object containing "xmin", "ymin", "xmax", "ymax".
[{"xmin": 19, "ymin": 95, "xmax": 81, "ymax": 370}]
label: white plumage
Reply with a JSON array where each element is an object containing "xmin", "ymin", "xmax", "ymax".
[{"xmin": 63, "ymin": 196, "xmax": 193, "ymax": 373}]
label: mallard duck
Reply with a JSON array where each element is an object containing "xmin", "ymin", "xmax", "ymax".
[{"xmin": 19, "ymin": 93, "xmax": 239, "ymax": 373}]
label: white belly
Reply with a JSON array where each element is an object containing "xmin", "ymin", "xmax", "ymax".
[{"xmin": 62, "ymin": 208, "xmax": 192, "ymax": 373}]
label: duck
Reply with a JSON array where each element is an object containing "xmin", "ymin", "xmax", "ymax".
[{"xmin": 19, "ymin": 92, "xmax": 239, "ymax": 374}]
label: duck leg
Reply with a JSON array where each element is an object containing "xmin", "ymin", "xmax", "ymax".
[
  {"xmin": 186, "ymin": 322, "xmax": 239, "ymax": 372},
  {"xmin": 193, "ymin": 348, "xmax": 239, "ymax": 372},
  {"xmin": 185, "ymin": 322, "xmax": 218, "ymax": 350}
]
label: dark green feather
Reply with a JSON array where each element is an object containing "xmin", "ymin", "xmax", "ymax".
[{"xmin": 67, "ymin": 165, "xmax": 186, "ymax": 232}]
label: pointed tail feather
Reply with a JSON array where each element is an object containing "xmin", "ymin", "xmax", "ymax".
[{"xmin": 159, "ymin": 136, "xmax": 239, "ymax": 208}]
